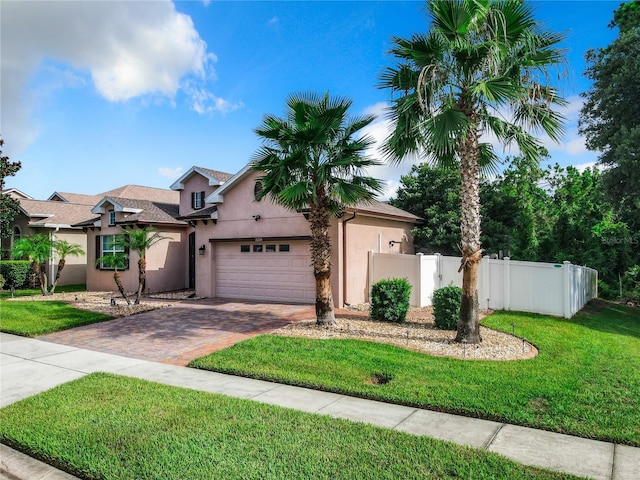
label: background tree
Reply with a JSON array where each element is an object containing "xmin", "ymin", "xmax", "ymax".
[
  {"xmin": 252, "ymin": 92, "xmax": 383, "ymax": 326},
  {"xmin": 118, "ymin": 227, "xmax": 167, "ymax": 304},
  {"xmin": 49, "ymin": 239, "xmax": 85, "ymax": 294},
  {"xmin": 580, "ymin": 0, "xmax": 640, "ymax": 230},
  {"xmin": 0, "ymin": 138, "xmax": 22, "ymax": 242},
  {"xmin": 11, "ymin": 234, "xmax": 53, "ymax": 295},
  {"xmin": 390, "ymin": 164, "xmax": 461, "ymax": 255},
  {"xmin": 380, "ymin": 0, "xmax": 566, "ymax": 343},
  {"xmin": 95, "ymin": 252, "xmax": 130, "ymax": 305}
]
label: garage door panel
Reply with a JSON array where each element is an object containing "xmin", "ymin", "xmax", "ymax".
[{"xmin": 216, "ymin": 241, "xmax": 315, "ymax": 304}]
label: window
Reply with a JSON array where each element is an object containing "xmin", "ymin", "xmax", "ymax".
[
  {"xmin": 279, "ymin": 244, "xmax": 290, "ymax": 252},
  {"xmin": 108, "ymin": 210, "xmax": 116, "ymax": 226},
  {"xmin": 97, "ymin": 234, "xmax": 128, "ymax": 269},
  {"xmin": 253, "ymin": 244, "xmax": 263, "ymax": 253},
  {"xmin": 254, "ymin": 180, "xmax": 263, "ymax": 201},
  {"xmin": 192, "ymin": 191, "xmax": 205, "ymax": 210},
  {"xmin": 240, "ymin": 245, "xmax": 250, "ymax": 253},
  {"xmin": 265, "ymin": 244, "xmax": 276, "ymax": 252}
]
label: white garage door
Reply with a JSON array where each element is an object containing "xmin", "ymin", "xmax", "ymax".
[{"xmin": 215, "ymin": 241, "xmax": 316, "ymax": 303}]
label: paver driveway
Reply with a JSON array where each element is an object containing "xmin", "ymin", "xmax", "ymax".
[{"xmin": 39, "ymin": 299, "xmax": 315, "ymax": 365}]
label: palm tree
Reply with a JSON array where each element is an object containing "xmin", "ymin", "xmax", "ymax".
[
  {"xmin": 95, "ymin": 252, "xmax": 131, "ymax": 305},
  {"xmin": 118, "ymin": 227, "xmax": 168, "ymax": 304},
  {"xmin": 252, "ymin": 92, "xmax": 383, "ymax": 326},
  {"xmin": 380, "ymin": 0, "xmax": 566, "ymax": 343},
  {"xmin": 49, "ymin": 239, "xmax": 85, "ymax": 294},
  {"xmin": 11, "ymin": 234, "xmax": 53, "ymax": 295}
]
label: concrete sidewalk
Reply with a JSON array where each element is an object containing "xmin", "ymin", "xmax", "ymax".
[{"xmin": 1, "ymin": 332, "xmax": 638, "ymax": 480}]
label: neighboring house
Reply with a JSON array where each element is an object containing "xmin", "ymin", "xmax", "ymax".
[
  {"xmin": 169, "ymin": 164, "xmax": 420, "ymax": 307},
  {"xmin": 1, "ymin": 198, "xmax": 94, "ymax": 285}
]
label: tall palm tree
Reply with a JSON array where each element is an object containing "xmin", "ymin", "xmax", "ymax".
[
  {"xmin": 380, "ymin": 0, "xmax": 566, "ymax": 343},
  {"xmin": 118, "ymin": 227, "xmax": 168, "ymax": 304},
  {"xmin": 11, "ymin": 233, "xmax": 53, "ymax": 295},
  {"xmin": 95, "ymin": 252, "xmax": 131, "ymax": 305},
  {"xmin": 49, "ymin": 239, "xmax": 85, "ymax": 294},
  {"xmin": 252, "ymin": 92, "xmax": 383, "ymax": 325}
]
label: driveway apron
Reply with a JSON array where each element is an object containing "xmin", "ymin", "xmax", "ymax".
[{"xmin": 38, "ymin": 299, "xmax": 315, "ymax": 365}]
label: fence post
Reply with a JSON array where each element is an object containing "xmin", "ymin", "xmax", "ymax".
[
  {"xmin": 416, "ymin": 253, "xmax": 423, "ymax": 307},
  {"xmin": 482, "ymin": 255, "xmax": 490, "ymax": 310},
  {"xmin": 563, "ymin": 261, "xmax": 571, "ymax": 318},
  {"xmin": 503, "ymin": 257, "xmax": 511, "ymax": 311},
  {"xmin": 435, "ymin": 253, "xmax": 442, "ymax": 289}
]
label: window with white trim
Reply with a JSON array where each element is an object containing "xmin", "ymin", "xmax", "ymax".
[
  {"xmin": 98, "ymin": 234, "xmax": 128, "ymax": 269},
  {"xmin": 108, "ymin": 210, "xmax": 116, "ymax": 226}
]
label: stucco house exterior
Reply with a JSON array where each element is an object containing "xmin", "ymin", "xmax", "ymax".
[
  {"xmin": 1, "ymin": 194, "xmax": 94, "ymax": 286},
  {"xmin": 8, "ymin": 166, "xmax": 419, "ymax": 306},
  {"xmin": 168, "ymin": 164, "xmax": 420, "ymax": 307}
]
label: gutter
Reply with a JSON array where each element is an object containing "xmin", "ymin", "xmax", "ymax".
[{"xmin": 342, "ymin": 212, "xmax": 357, "ymax": 307}]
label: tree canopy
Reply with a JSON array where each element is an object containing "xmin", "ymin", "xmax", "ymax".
[
  {"xmin": 580, "ymin": 0, "xmax": 640, "ymax": 229},
  {"xmin": 0, "ymin": 138, "xmax": 22, "ymax": 241}
]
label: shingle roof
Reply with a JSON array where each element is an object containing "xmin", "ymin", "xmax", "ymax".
[
  {"xmin": 196, "ymin": 167, "xmax": 234, "ymax": 183},
  {"xmin": 107, "ymin": 197, "xmax": 186, "ymax": 226},
  {"xmin": 48, "ymin": 192, "xmax": 103, "ymax": 205},
  {"xmin": 347, "ymin": 201, "xmax": 422, "ymax": 222},
  {"xmin": 178, "ymin": 205, "xmax": 218, "ymax": 220},
  {"xmin": 18, "ymin": 199, "xmax": 96, "ymax": 227},
  {"xmin": 100, "ymin": 185, "xmax": 179, "ymax": 204}
]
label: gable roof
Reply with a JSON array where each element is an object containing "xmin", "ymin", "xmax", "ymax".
[
  {"xmin": 347, "ymin": 202, "xmax": 421, "ymax": 222},
  {"xmin": 170, "ymin": 166, "xmax": 234, "ymax": 190},
  {"xmin": 17, "ymin": 199, "xmax": 96, "ymax": 228},
  {"xmin": 5, "ymin": 188, "xmax": 33, "ymax": 200},
  {"xmin": 90, "ymin": 197, "xmax": 186, "ymax": 227},
  {"xmin": 48, "ymin": 192, "xmax": 103, "ymax": 204},
  {"xmin": 48, "ymin": 185, "xmax": 179, "ymax": 205}
]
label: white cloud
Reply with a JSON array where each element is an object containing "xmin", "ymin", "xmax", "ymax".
[
  {"xmin": 1, "ymin": 0, "xmax": 234, "ymax": 152},
  {"xmin": 158, "ymin": 166, "xmax": 184, "ymax": 180},
  {"xmin": 267, "ymin": 16, "xmax": 279, "ymax": 26}
]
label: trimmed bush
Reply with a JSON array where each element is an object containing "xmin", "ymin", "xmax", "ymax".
[
  {"xmin": 432, "ymin": 285, "xmax": 462, "ymax": 330},
  {"xmin": 370, "ymin": 278, "xmax": 412, "ymax": 323},
  {"xmin": 0, "ymin": 260, "xmax": 32, "ymax": 289},
  {"xmin": 0, "ymin": 273, "xmax": 4, "ymax": 290}
]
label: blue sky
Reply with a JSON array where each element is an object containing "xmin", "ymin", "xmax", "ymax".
[{"xmin": 1, "ymin": 1, "xmax": 621, "ymax": 200}]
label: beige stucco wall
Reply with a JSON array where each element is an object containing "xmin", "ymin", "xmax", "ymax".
[
  {"xmin": 86, "ymin": 212, "xmax": 188, "ymax": 294},
  {"xmin": 50, "ymin": 230, "xmax": 88, "ymax": 286},
  {"xmin": 341, "ymin": 215, "xmax": 415, "ymax": 306},
  {"xmin": 178, "ymin": 174, "xmax": 219, "ymax": 217}
]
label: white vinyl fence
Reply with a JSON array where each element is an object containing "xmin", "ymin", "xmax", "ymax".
[{"xmin": 368, "ymin": 253, "xmax": 598, "ymax": 318}]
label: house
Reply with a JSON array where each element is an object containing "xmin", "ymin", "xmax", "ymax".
[
  {"xmin": 166, "ymin": 164, "xmax": 420, "ymax": 306},
  {"xmin": 1, "ymin": 197, "xmax": 95, "ymax": 285},
  {"xmin": 9, "ymin": 166, "xmax": 419, "ymax": 306},
  {"xmin": 2, "ymin": 185, "xmax": 180, "ymax": 287}
]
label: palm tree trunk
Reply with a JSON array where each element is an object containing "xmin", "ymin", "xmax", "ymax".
[
  {"xmin": 113, "ymin": 271, "xmax": 131, "ymax": 306},
  {"xmin": 136, "ymin": 257, "xmax": 146, "ymax": 305},
  {"xmin": 309, "ymin": 203, "xmax": 336, "ymax": 326},
  {"xmin": 455, "ymin": 125, "xmax": 482, "ymax": 344},
  {"xmin": 49, "ymin": 259, "xmax": 66, "ymax": 294}
]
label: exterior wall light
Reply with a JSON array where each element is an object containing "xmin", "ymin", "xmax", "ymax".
[{"xmin": 198, "ymin": 244, "xmax": 206, "ymax": 255}]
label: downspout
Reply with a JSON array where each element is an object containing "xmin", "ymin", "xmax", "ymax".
[{"xmin": 342, "ymin": 212, "xmax": 356, "ymax": 307}]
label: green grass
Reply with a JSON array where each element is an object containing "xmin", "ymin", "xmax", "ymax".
[
  {"xmin": 190, "ymin": 300, "xmax": 640, "ymax": 446},
  {"xmin": 0, "ymin": 286, "xmax": 112, "ymax": 336},
  {"xmin": 0, "ymin": 373, "xmax": 581, "ymax": 480}
]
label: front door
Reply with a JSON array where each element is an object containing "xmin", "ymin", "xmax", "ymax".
[{"xmin": 188, "ymin": 232, "xmax": 195, "ymax": 289}]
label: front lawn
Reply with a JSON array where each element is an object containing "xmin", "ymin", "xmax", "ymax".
[
  {"xmin": 0, "ymin": 287, "xmax": 112, "ymax": 336},
  {"xmin": 190, "ymin": 300, "xmax": 640, "ymax": 446},
  {"xmin": 0, "ymin": 373, "xmax": 580, "ymax": 480}
]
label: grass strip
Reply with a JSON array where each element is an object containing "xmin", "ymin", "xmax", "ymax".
[
  {"xmin": 1, "ymin": 288, "xmax": 112, "ymax": 336},
  {"xmin": 0, "ymin": 373, "xmax": 581, "ymax": 480},
  {"xmin": 190, "ymin": 300, "xmax": 640, "ymax": 446}
]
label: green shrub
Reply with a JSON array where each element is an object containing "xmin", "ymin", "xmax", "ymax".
[
  {"xmin": 0, "ymin": 260, "xmax": 32, "ymax": 288},
  {"xmin": 370, "ymin": 278, "xmax": 412, "ymax": 323},
  {"xmin": 0, "ymin": 273, "xmax": 5, "ymax": 290},
  {"xmin": 432, "ymin": 285, "xmax": 462, "ymax": 330}
]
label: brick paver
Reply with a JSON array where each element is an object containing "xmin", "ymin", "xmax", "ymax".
[{"xmin": 39, "ymin": 299, "xmax": 317, "ymax": 365}]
